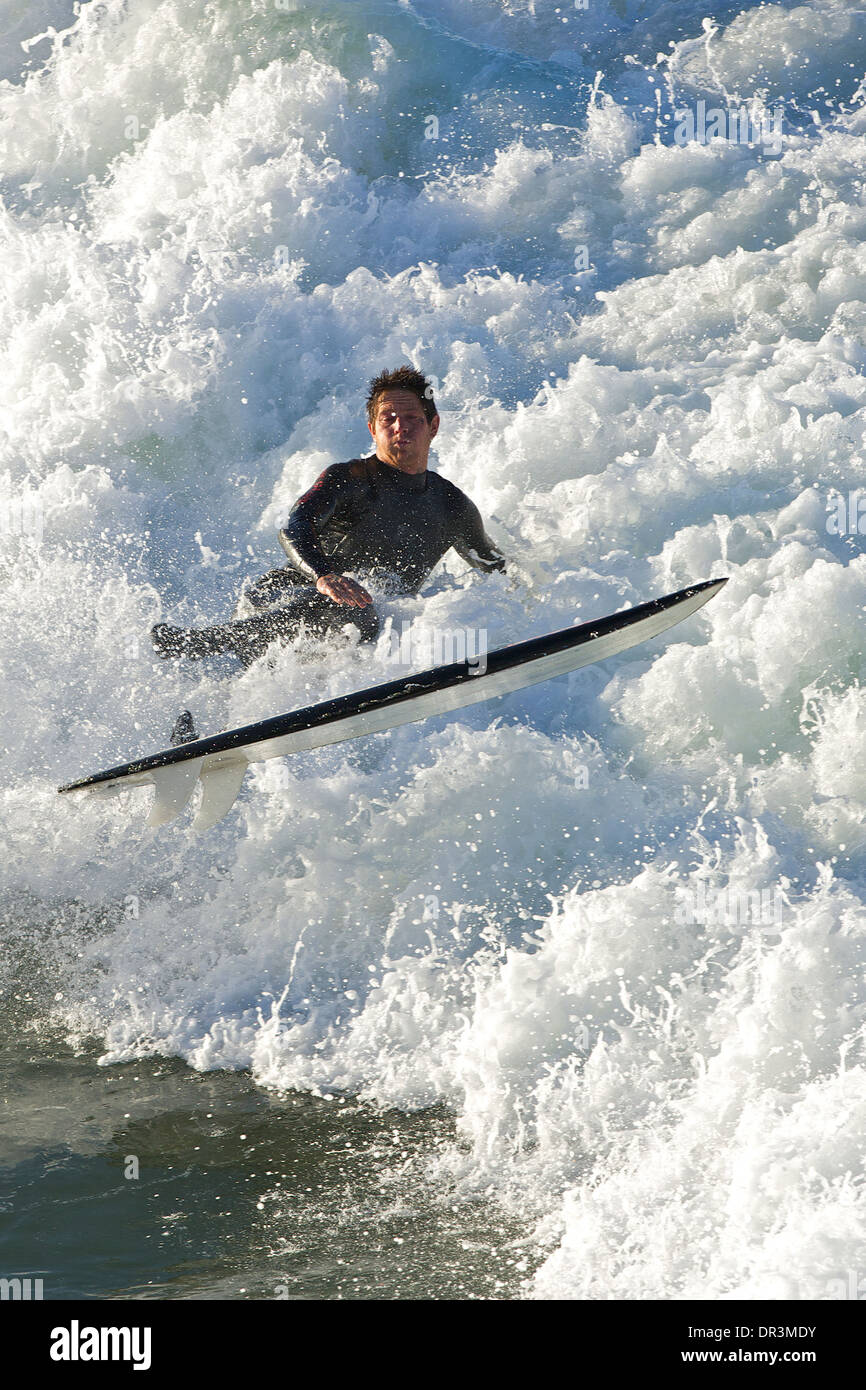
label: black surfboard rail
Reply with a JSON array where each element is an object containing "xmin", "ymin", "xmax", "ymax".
[{"xmin": 58, "ymin": 578, "xmax": 727, "ymax": 796}]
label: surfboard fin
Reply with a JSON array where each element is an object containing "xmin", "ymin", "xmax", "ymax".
[
  {"xmin": 191, "ymin": 762, "xmax": 248, "ymax": 831},
  {"xmin": 147, "ymin": 758, "xmax": 204, "ymax": 828}
]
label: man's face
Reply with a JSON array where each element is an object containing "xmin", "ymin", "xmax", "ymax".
[{"xmin": 368, "ymin": 389, "xmax": 439, "ymax": 473}]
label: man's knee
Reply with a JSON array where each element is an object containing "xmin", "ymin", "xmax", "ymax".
[
  {"xmin": 235, "ymin": 567, "xmax": 303, "ymax": 619},
  {"xmin": 308, "ymin": 592, "xmax": 379, "ymax": 644},
  {"xmin": 227, "ymin": 591, "xmax": 380, "ymax": 662},
  {"xmin": 351, "ymin": 603, "xmax": 380, "ymax": 643}
]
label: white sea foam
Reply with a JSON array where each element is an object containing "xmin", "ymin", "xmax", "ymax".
[{"xmin": 1, "ymin": 0, "xmax": 865, "ymax": 1299}]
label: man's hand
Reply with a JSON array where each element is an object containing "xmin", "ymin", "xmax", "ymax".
[{"xmin": 316, "ymin": 573, "xmax": 373, "ymax": 607}]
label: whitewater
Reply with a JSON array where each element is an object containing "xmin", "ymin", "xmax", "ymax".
[{"xmin": 1, "ymin": 0, "xmax": 865, "ymax": 1299}]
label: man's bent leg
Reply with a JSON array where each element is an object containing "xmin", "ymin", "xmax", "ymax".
[
  {"xmin": 234, "ymin": 566, "xmax": 307, "ymax": 619},
  {"xmin": 152, "ymin": 588, "xmax": 380, "ymax": 666},
  {"xmin": 228, "ymin": 590, "xmax": 379, "ymax": 665}
]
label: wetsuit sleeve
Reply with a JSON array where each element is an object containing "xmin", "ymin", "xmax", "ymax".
[
  {"xmin": 452, "ymin": 496, "xmax": 506, "ymax": 573},
  {"xmin": 279, "ymin": 465, "xmax": 350, "ymax": 581}
]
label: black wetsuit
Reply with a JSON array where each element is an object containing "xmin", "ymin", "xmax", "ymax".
[{"xmin": 153, "ymin": 457, "xmax": 505, "ymax": 665}]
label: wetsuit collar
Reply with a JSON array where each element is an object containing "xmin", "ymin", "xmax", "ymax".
[{"xmin": 374, "ymin": 456, "xmax": 428, "ymax": 492}]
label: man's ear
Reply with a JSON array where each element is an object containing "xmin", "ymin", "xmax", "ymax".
[
  {"xmin": 429, "ymin": 413, "xmax": 440, "ymax": 440},
  {"xmin": 367, "ymin": 418, "xmax": 376, "ymax": 439}
]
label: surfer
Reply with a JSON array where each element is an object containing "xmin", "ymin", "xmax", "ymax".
[{"xmin": 151, "ymin": 366, "xmax": 506, "ymax": 669}]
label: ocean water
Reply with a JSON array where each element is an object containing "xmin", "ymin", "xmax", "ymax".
[{"xmin": 1, "ymin": 0, "xmax": 866, "ymax": 1301}]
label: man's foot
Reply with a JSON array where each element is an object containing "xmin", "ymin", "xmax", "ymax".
[
  {"xmin": 170, "ymin": 710, "xmax": 198, "ymax": 746},
  {"xmin": 152, "ymin": 623, "xmax": 191, "ymax": 659}
]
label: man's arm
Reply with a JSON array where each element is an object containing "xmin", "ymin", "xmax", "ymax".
[
  {"xmin": 279, "ymin": 465, "xmax": 347, "ymax": 581},
  {"xmin": 452, "ymin": 495, "xmax": 506, "ymax": 573},
  {"xmin": 279, "ymin": 464, "xmax": 373, "ymax": 607}
]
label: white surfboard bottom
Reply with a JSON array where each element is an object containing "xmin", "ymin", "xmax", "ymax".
[{"xmin": 70, "ymin": 581, "xmax": 724, "ymax": 830}]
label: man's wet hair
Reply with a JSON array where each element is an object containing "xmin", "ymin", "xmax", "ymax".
[{"xmin": 366, "ymin": 366, "xmax": 438, "ymax": 425}]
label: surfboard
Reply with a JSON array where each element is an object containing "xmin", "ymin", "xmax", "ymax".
[{"xmin": 57, "ymin": 577, "xmax": 727, "ymax": 830}]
